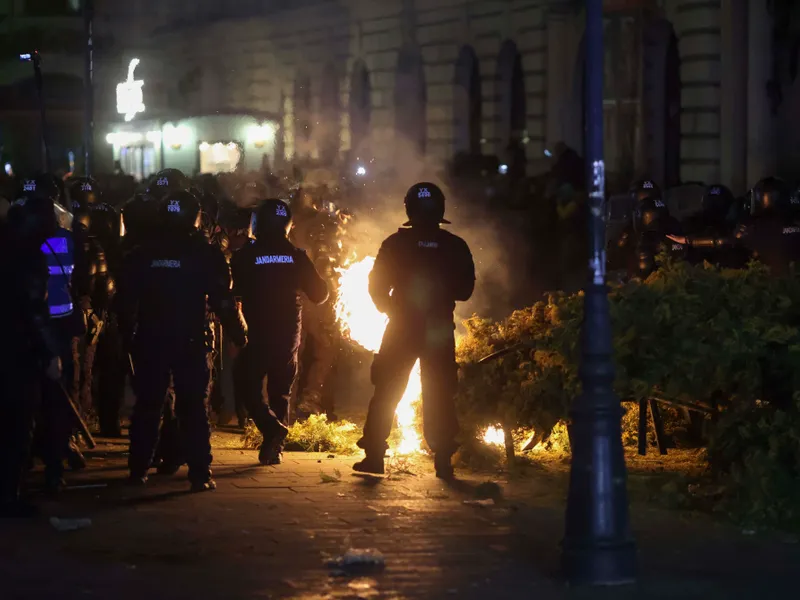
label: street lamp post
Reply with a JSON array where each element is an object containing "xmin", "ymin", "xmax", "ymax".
[
  {"xmin": 84, "ymin": 0, "xmax": 95, "ymax": 176},
  {"xmin": 21, "ymin": 51, "xmax": 51, "ymax": 172},
  {"xmin": 561, "ymin": 0, "xmax": 637, "ymax": 586}
]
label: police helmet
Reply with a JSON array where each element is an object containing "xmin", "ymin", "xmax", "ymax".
[
  {"xmin": 252, "ymin": 199, "xmax": 293, "ymax": 238},
  {"xmin": 8, "ymin": 195, "xmax": 58, "ymax": 244},
  {"xmin": 790, "ymin": 184, "xmax": 800, "ymax": 216},
  {"xmin": 701, "ymin": 184, "xmax": 735, "ymax": 220},
  {"xmin": 19, "ymin": 174, "xmax": 62, "ymax": 206},
  {"xmin": 146, "ymin": 168, "xmax": 191, "ymax": 200},
  {"xmin": 68, "ymin": 177, "xmax": 99, "ymax": 211},
  {"xmin": 122, "ymin": 193, "xmax": 162, "ymax": 238},
  {"xmin": 160, "ymin": 189, "xmax": 201, "ymax": 233},
  {"xmin": 634, "ymin": 196, "xmax": 670, "ymax": 233},
  {"xmin": 403, "ymin": 182, "xmax": 450, "ymax": 227},
  {"xmin": 749, "ymin": 176, "xmax": 789, "ymax": 216},
  {"xmin": 233, "ymin": 180, "xmax": 269, "ymax": 210},
  {"xmin": 629, "ymin": 179, "xmax": 662, "ymax": 204}
]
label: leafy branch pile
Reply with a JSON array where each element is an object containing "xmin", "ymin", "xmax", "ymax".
[
  {"xmin": 455, "ymin": 261, "xmax": 800, "ymax": 524},
  {"xmin": 242, "ymin": 414, "xmax": 361, "ymax": 455}
]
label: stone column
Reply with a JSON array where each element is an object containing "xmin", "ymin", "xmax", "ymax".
[
  {"xmin": 720, "ymin": 0, "xmax": 748, "ymax": 194},
  {"xmin": 746, "ymin": 0, "xmax": 777, "ymax": 186}
]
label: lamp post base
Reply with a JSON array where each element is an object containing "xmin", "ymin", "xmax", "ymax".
[{"xmin": 562, "ymin": 282, "xmax": 637, "ymax": 586}]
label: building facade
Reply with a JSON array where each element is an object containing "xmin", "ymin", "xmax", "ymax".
[{"xmin": 93, "ymin": 0, "xmax": 800, "ymax": 193}]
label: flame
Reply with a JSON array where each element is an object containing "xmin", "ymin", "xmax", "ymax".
[
  {"xmin": 335, "ymin": 257, "xmax": 422, "ymax": 455},
  {"xmin": 482, "ymin": 426, "xmax": 505, "ymax": 447}
]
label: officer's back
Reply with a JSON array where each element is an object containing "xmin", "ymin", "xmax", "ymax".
[
  {"xmin": 120, "ymin": 191, "xmax": 233, "ymax": 343},
  {"xmin": 370, "ymin": 183, "xmax": 474, "ymax": 324},
  {"xmin": 232, "ymin": 199, "xmax": 327, "ymax": 345}
]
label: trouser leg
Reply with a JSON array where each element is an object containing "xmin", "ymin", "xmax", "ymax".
[
  {"xmin": 129, "ymin": 347, "xmax": 171, "ymax": 476},
  {"xmin": 233, "ymin": 346, "xmax": 280, "ymax": 437},
  {"xmin": 37, "ymin": 328, "xmax": 76, "ymax": 481},
  {"xmin": 172, "ymin": 347, "xmax": 212, "ymax": 484},
  {"xmin": 358, "ymin": 323, "xmax": 418, "ymax": 455},
  {"xmin": 0, "ymin": 371, "xmax": 39, "ymax": 505},
  {"xmin": 266, "ymin": 348, "xmax": 299, "ymax": 428},
  {"xmin": 420, "ymin": 331, "xmax": 460, "ymax": 457},
  {"xmin": 156, "ymin": 384, "xmax": 183, "ymax": 467},
  {"xmin": 96, "ymin": 317, "xmax": 126, "ymax": 435}
]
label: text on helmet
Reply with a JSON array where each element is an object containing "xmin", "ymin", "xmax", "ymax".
[
  {"xmin": 276, "ymin": 205, "xmax": 288, "ymax": 217},
  {"xmin": 151, "ymin": 259, "xmax": 181, "ymax": 268},
  {"xmin": 418, "ymin": 188, "xmax": 431, "ymax": 198},
  {"xmin": 167, "ymin": 200, "xmax": 181, "ymax": 213},
  {"xmin": 418, "ymin": 241, "xmax": 439, "ymax": 248}
]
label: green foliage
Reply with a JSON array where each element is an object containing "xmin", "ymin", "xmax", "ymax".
[
  {"xmin": 707, "ymin": 397, "xmax": 800, "ymax": 528},
  {"xmin": 241, "ymin": 415, "xmax": 361, "ymax": 455},
  {"xmin": 455, "ymin": 261, "xmax": 800, "ymax": 526}
]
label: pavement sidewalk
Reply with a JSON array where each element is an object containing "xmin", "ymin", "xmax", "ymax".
[{"xmin": 1, "ymin": 431, "xmax": 798, "ymax": 600}]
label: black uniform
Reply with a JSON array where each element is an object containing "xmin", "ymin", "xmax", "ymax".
[
  {"xmin": 118, "ymin": 197, "xmax": 246, "ymax": 488},
  {"xmin": 0, "ymin": 197, "xmax": 61, "ymax": 515},
  {"xmin": 611, "ymin": 184, "xmax": 685, "ymax": 279},
  {"xmin": 231, "ymin": 213, "xmax": 328, "ymax": 458},
  {"xmin": 355, "ymin": 183, "xmax": 475, "ymax": 478},
  {"xmin": 684, "ymin": 177, "xmax": 800, "ymax": 275}
]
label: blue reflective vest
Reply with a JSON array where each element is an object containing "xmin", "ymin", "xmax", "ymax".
[{"xmin": 41, "ymin": 227, "xmax": 75, "ymax": 318}]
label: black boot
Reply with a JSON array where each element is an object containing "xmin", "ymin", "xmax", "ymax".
[
  {"xmin": 190, "ymin": 478, "xmax": 217, "ymax": 493},
  {"xmin": 66, "ymin": 441, "xmax": 87, "ymax": 471},
  {"xmin": 434, "ymin": 454, "xmax": 455, "ymax": 480},
  {"xmin": 353, "ymin": 454, "xmax": 385, "ymax": 475},
  {"xmin": 258, "ymin": 425, "xmax": 289, "ymax": 466},
  {"xmin": 127, "ymin": 472, "xmax": 148, "ymax": 487}
]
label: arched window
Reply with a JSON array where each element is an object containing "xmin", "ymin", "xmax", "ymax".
[
  {"xmin": 319, "ymin": 65, "xmax": 341, "ymax": 164},
  {"xmin": 349, "ymin": 60, "xmax": 372, "ymax": 157},
  {"xmin": 394, "ymin": 46, "xmax": 427, "ymax": 155},
  {"xmin": 454, "ymin": 45, "xmax": 482, "ymax": 156},
  {"xmin": 496, "ymin": 40, "xmax": 527, "ymax": 167},
  {"xmin": 293, "ymin": 73, "xmax": 312, "ymax": 154}
]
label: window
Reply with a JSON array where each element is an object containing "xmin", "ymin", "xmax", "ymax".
[
  {"xmin": 119, "ymin": 145, "xmax": 157, "ymax": 182},
  {"xmin": 603, "ymin": 16, "xmax": 643, "ymax": 189},
  {"xmin": 199, "ymin": 142, "xmax": 241, "ymax": 174}
]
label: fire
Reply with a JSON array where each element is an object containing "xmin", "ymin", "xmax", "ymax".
[
  {"xmin": 335, "ymin": 256, "xmax": 422, "ymax": 455},
  {"xmin": 482, "ymin": 426, "xmax": 505, "ymax": 447}
]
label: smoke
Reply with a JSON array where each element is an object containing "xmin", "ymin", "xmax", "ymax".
[{"xmin": 327, "ymin": 137, "xmax": 525, "ymax": 326}]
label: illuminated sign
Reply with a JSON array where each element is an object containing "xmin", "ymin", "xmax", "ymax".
[{"xmin": 116, "ymin": 59, "xmax": 145, "ymax": 122}]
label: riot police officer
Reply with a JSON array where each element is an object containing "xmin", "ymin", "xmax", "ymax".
[
  {"xmin": 67, "ymin": 179, "xmax": 116, "ymax": 422},
  {"xmin": 670, "ymin": 177, "xmax": 800, "ymax": 275},
  {"xmin": 609, "ymin": 179, "xmax": 684, "ymax": 279},
  {"xmin": 118, "ymin": 190, "xmax": 247, "ymax": 491},
  {"xmin": 290, "ymin": 193, "xmax": 344, "ymax": 418},
  {"xmin": 17, "ymin": 177, "xmax": 89, "ymax": 492},
  {"xmin": 231, "ymin": 199, "xmax": 328, "ymax": 465},
  {"xmin": 354, "ymin": 183, "xmax": 475, "ymax": 479},
  {"xmin": 682, "ymin": 184, "xmax": 745, "ymax": 268},
  {"xmin": 1, "ymin": 194, "xmax": 62, "ymax": 516}
]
